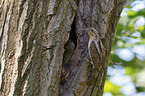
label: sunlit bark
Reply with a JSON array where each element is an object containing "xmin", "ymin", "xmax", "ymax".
[{"xmin": 0, "ymin": 0, "xmax": 126, "ymax": 96}]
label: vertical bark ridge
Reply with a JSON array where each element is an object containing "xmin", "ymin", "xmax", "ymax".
[
  {"xmin": 0, "ymin": 0, "xmax": 126, "ymax": 96},
  {"xmin": 59, "ymin": 0, "xmax": 126, "ymax": 96}
]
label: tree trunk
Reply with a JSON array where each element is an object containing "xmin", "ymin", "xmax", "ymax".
[{"xmin": 0, "ymin": 0, "xmax": 126, "ymax": 96}]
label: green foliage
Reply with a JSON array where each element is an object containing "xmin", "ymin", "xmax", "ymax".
[
  {"xmin": 104, "ymin": 80, "xmax": 122, "ymax": 95},
  {"xmin": 104, "ymin": 0, "xmax": 145, "ymax": 96}
]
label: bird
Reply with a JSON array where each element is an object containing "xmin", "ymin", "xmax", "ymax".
[{"xmin": 84, "ymin": 28, "xmax": 102, "ymax": 67}]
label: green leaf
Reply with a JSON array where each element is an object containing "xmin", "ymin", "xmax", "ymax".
[{"xmin": 104, "ymin": 80, "xmax": 120, "ymax": 94}]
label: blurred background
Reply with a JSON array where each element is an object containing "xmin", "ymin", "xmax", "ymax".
[{"xmin": 103, "ymin": 0, "xmax": 145, "ymax": 96}]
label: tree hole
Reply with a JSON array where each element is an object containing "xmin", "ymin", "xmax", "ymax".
[{"xmin": 69, "ymin": 17, "xmax": 77, "ymax": 47}]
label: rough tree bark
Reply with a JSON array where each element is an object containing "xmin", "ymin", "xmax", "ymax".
[{"xmin": 0, "ymin": 0, "xmax": 126, "ymax": 96}]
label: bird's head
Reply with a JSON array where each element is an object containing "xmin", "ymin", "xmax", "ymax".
[{"xmin": 84, "ymin": 28, "xmax": 98, "ymax": 38}]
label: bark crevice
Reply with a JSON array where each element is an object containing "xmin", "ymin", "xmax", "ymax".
[
  {"xmin": 59, "ymin": 16, "xmax": 77, "ymax": 95},
  {"xmin": 69, "ymin": 17, "xmax": 77, "ymax": 47},
  {"xmin": 0, "ymin": 0, "xmax": 126, "ymax": 96}
]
